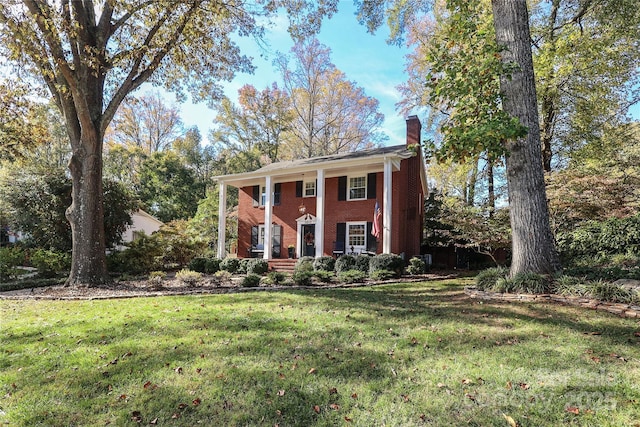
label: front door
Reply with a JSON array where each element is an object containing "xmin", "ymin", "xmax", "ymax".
[{"xmin": 302, "ymin": 224, "xmax": 316, "ymax": 257}]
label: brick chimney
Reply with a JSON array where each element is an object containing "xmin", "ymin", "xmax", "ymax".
[{"xmin": 406, "ymin": 115, "xmax": 422, "ymax": 147}]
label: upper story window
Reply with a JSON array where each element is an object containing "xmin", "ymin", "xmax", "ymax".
[
  {"xmin": 260, "ymin": 186, "xmax": 267, "ymax": 206},
  {"xmin": 348, "ymin": 176, "xmax": 367, "ymax": 200},
  {"xmin": 304, "ymin": 180, "xmax": 316, "ymax": 197}
]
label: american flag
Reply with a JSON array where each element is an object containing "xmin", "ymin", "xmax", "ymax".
[{"xmin": 372, "ymin": 201, "xmax": 381, "ymax": 239}]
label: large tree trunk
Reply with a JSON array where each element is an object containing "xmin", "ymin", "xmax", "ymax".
[
  {"xmin": 66, "ymin": 128, "xmax": 108, "ymax": 286},
  {"xmin": 491, "ymin": 0, "xmax": 561, "ymax": 276}
]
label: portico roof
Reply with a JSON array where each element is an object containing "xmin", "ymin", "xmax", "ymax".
[{"xmin": 213, "ymin": 144, "xmax": 427, "ymax": 194}]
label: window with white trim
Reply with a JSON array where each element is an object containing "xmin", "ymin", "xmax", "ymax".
[
  {"xmin": 348, "ymin": 176, "xmax": 366, "ymax": 200},
  {"xmin": 304, "ymin": 180, "xmax": 316, "ymax": 197},
  {"xmin": 258, "ymin": 224, "xmax": 266, "ymax": 246},
  {"xmin": 347, "ymin": 222, "xmax": 366, "ymax": 253},
  {"xmin": 260, "ymin": 186, "xmax": 267, "ymax": 206}
]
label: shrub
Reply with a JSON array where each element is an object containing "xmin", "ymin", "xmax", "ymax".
[
  {"xmin": 292, "ymin": 270, "xmax": 313, "ymax": 286},
  {"xmin": 313, "ymin": 270, "xmax": 334, "ymax": 283},
  {"xmin": 148, "ymin": 271, "xmax": 166, "ymax": 286},
  {"xmin": 295, "ymin": 256, "xmax": 315, "ymax": 273},
  {"xmin": 337, "ymin": 269, "xmax": 367, "ymax": 284},
  {"xmin": 369, "ymin": 254, "xmax": 404, "ymax": 277},
  {"xmin": 475, "ymin": 267, "xmax": 508, "ymax": 291},
  {"xmin": 354, "ymin": 255, "xmax": 371, "ymax": 274},
  {"xmin": 246, "ymin": 258, "xmax": 269, "ymax": 275},
  {"xmin": 492, "ymin": 277, "xmax": 513, "ymax": 293},
  {"xmin": 188, "ymin": 257, "xmax": 208, "ymax": 273},
  {"xmin": 335, "ymin": 255, "xmax": 356, "ymax": 273},
  {"xmin": 406, "ymin": 257, "xmax": 426, "ymax": 275},
  {"xmin": 313, "ymin": 256, "xmax": 335, "ymax": 272},
  {"xmin": 220, "ymin": 257, "xmax": 240, "ymax": 274},
  {"xmin": 175, "ymin": 269, "xmax": 202, "ymax": 285},
  {"xmin": 214, "ymin": 270, "xmax": 232, "ymax": 283},
  {"xmin": 511, "ymin": 272, "xmax": 553, "ymax": 294},
  {"xmin": 264, "ymin": 271, "xmax": 287, "ymax": 286},
  {"xmin": 204, "ymin": 258, "xmax": 221, "ymax": 274},
  {"xmin": 0, "ymin": 246, "xmax": 26, "ymax": 281},
  {"xmin": 589, "ymin": 281, "xmax": 639, "ymax": 304},
  {"xmin": 237, "ymin": 258, "xmax": 249, "ymax": 274},
  {"xmin": 107, "ymin": 234, "xmax": 163, "ymax": 275},
  {"xmin": 241, "ymin": 273, "xmax": 261, "ymax": 287},
  {"xmin": 149, "ymin": 270, "xmax": 166, "ymax": 280},
  {"xmin": 370, "ymin": 269, "xmax": 397, "ymax": 281},
  {"xmin": 554, "ymin": 275, "xmax": 590, "ymax": 297},
  {"xmin": 30, "ymin": 249, "xmax": 71, "ymax": 278}
]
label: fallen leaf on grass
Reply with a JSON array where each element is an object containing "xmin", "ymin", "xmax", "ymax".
[
  {"xmin": 131, "ymin": 411, "xmax": 142, "ymax": 423},
  {"xmin": 344, "ymin": 416, "xmax": 353, "ymax": 422},
  {"xmin": 502, "ymin": 413, "xmax": 518, "ymax": 427},
  {"xmin": 192, "ymin": 398, "xmax": 201, "ymax": 406},
  {"xmin": 519, "ymin": 383, "xmax": 530, "ymax": 390},
  {"xmin": 401, "ymin": 394, "xmax": 410, "ymax": 402},
  {"xmin": 351, "ymin": 393, "xmax": 358, "ymax": 399},
  {"xmin": 506, "ymin": 381, "xmax": 513, "ymax": 390},
  {"xmin": 566, "ymin": 406, "xmax": 580, "ymax": 414},
  {"xmin": 329, "ymin": 387, "xmax": 338, "ymax": 395},
  {"xmin": 313, "ymin": 405, "xmax": 321, "ymax": 414},
  {"xmin": 277, "ymin": 390, "xmax": 286, "ymax": 396},
  {"xmin": 329, "ymin": 403, "xmax": 340, "ymax": 411},
  {"xmin": 308, "ymin": 368, "xmax": 317, "ymax": 375},
  {"xmin": 149, "ymin": 417, "xmax": 158, "ymax": 425},
  {"xmin": 177, "ymin": 403, "xmax": 188, "ymax": 410},
  {"xmin": 174, "ymin": 367, "xmax": 183, "ymax": 374}
]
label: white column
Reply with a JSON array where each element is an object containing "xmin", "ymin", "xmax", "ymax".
[
  {"xmin": 217, "ymin": 180, "xmax": 227, "ymax": 259},
  {"xmin": 315, "ymin": 169, "xmax": 325, "ymax": 257},
  {"xmin": 263, "ymin": 176, "xmax": 273, "ymax": 260},
  {"xmin": 383, "ymin": 158, "xmax": 393, "ymax": 254}
]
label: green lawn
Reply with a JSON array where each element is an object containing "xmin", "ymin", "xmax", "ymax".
[{"xmin": 1, "ymin": 278, "xmax": 639, "ymax": 426}]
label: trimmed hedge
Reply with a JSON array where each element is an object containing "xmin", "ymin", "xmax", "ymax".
[{"xmin": 369, "ymin": 254, "xmax": 404, "ymax": 277}]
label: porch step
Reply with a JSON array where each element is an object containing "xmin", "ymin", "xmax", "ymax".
[{"xmin": 268, "ymin": 259, "xmax": 297, "ymax": 273}]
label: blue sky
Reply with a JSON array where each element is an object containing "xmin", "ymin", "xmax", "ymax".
[
  {"xmin": 168, "ymin": 2, "xmax": 639, "ymax": 147},
  {"xmin": 175, "ymin": 2, "xmax": 413, "ymax": 146}
]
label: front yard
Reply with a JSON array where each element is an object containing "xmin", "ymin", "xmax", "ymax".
[{"xmin": 1, "ymin": 278, "xmax": 639, "ymax": 426}]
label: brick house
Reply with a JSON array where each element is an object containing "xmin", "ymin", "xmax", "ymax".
[{"xmin": 213, "ymin": 116, "xmax": 428, "ymax": 260}]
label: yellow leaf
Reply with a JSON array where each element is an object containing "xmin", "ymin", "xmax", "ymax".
[{"xmin": 502, "ymin": 413, "xmax": 517, "ymax": 427}]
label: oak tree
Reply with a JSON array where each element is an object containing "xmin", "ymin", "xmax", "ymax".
[{"xmin": 0, "ymin": 0, "xmax": 337, "ymax": 285}]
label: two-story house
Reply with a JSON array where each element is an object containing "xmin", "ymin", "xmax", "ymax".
[{"xmin": 213, "ymin": 116, "xmax": 428, "ymax": 261}]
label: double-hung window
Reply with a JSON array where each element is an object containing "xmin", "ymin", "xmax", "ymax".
[
  {"xmin": 304, "ymin": 180, "xmax": 316, "ymax": 197},
  {"xmin": 348, "ymin": 176, "xmax": 366, "ymax": 200}
]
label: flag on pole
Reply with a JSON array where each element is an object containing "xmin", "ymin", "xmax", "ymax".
[{"xmin": 372, "ymin": 201, "xmax": 381, "ymax": 239}]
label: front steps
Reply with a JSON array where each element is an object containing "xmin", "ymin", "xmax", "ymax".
[{"xmin": 268, "ymin": 259, "xmax": 297, "ymax": 273}]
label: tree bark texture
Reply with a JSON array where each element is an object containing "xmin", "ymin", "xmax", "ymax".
[{"xmin": 491, "ymin": 0, "xmax": 562, "ymax": 276}]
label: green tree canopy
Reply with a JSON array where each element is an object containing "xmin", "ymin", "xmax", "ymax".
[{"xmin": 0, "ymin": 0, "xmax": 338, "ymax": 285}]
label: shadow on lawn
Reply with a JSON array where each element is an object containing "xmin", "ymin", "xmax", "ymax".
[
  {"xmin": 278, "ymin": 281, "xmax": 640, "ymax": 348},
  {"xmin": 3, "ymin": 281, "xmax": 640, "ymax": 425}
]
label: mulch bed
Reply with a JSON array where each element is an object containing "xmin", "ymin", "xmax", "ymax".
[{"xmin": 0, "ymin": 272, "xmax": 459, "ymax": 300}]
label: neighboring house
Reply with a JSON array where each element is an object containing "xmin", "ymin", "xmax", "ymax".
[
  {"xmin": 213, "ymin": 116, "xmax": 428, "ymax": 260},
  {"xmin": 119, "ymin": 209, "xmax": 164, "ymax": 248}
]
